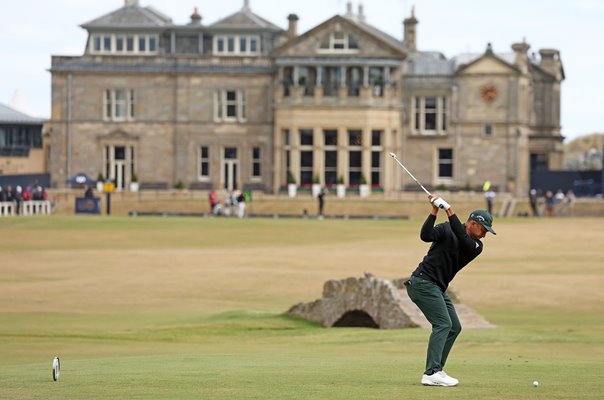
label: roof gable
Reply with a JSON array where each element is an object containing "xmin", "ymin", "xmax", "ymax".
[
  {"xmin": 273, "ymin": 15, "xmax": 406, "ymax": 59},
  {"xmin": 456, "ymin": 48, "xmax": 519, "ymax": 75},
  {"xmin": 208, "ymin": 5, "xmax": 282, "ymax": 32},
  {"xmin": 81, "ymin": 3, "xmax": 172, "ymax": 30}
]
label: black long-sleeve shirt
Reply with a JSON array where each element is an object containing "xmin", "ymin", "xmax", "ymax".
[{"xmin": 411, "ymin": 213, "xmax": 483, "ymax": 291}]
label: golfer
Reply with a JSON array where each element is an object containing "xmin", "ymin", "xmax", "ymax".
[{"xmin": 406, "ymin": 194, "xmax": 496, "ymax": 386}]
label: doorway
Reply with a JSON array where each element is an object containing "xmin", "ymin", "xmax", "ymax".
[
  {"xmin": 223, "ymin": 147, "xmax": 238, "ymax": 191},
  {"xmin": 104, "ymin": 144, "xmax": 134, "ymax": 191}
]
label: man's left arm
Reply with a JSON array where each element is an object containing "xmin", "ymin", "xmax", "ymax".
[{"xmin": 431, "ymin": 196, "xmax": 482, "ymax": 254}]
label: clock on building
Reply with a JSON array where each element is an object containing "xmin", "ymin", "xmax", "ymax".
[{"xmin": 480, "ymin": 84, "xmax": 497, "ymax": 103}]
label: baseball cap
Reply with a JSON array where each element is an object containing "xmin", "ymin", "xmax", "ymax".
[{"xmin": 469, "ymin": 209, "xmax": 496, "ymax": 235}]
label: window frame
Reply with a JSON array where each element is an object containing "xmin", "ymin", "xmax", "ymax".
[
  {"xmin": 437, "ymin": 147, "xmax": 454, "ymax": 182},
  {"xmin": 412, "ymin": 96, "xmax": 448, "ymax": 135},
  {"xmin": 213, "ymin": 34, "xmax": 261, "ymax": 56},
  {"xmin": 214, "ymin": 90, "xmax": 247, "ymax": 123},
  {"xmin": 198, "ymin": 146, "xmax": 210, "ymax": 180},
  {"xmin": 251, "ymin": 146, "xmax": 261, "ymax": 181},
  {"xmin": 90, "ymin": 33, "xmax": 159, "ymax": 55},
  {"xmin": 103, "ymin": 88, "xmax": 135, "ymax": 121}
]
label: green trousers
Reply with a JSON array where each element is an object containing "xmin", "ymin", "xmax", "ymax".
[{"xmin": 406, "ymin": 275, "xmax": 462, "ymax": 375}]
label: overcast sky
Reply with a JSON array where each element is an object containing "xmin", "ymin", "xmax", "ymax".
[{"xmin": 1, "ymin": 0, "xmax": 603, "ymax": 141}]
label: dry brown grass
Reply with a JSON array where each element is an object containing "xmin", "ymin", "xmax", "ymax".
[{"xmin": 1, "ymin": 215, "xmax": 602, "ymax": 319}]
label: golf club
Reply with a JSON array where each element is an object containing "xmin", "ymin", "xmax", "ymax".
[{"xmin": 389, "ymin": 152, "xmax": 432, "ymax": 196}]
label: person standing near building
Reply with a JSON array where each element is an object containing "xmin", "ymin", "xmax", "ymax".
[
  {"xmin": 529, "ymin": 188, "xmax": 539, "ymax": 217},
  {"xmin": 317, "ymin": 187, "xmax": 326, "ymax": 218},
  {"xmin": 236, "ymin": 191, "xmax": 246, "ymax": 218},
  {"xmin": 565, "ymin": 190, "xmax": 576, "ymax": 216},
  {"xmin": 484, "ymin": 188, "xmax": 496, "ymax": 215},
  {"xmin": 209, "ymin": 190, "xmax": 218, "ymax": 214},
  {"xmin": 405, "ymin": 194, "xmax": 496, "ymax": 387}
]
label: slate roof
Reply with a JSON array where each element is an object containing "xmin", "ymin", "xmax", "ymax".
[
  {"xmin": 0, "ymin": 103, "xmax": 44, "ymax": 124},
  {"xmin": 343, "ymin": 15, "xmax": 406, "ymax": 54},
  {"xmin": 208, "ymin": 5, "xmax": 282, "ymax": 32},
  {"xmin": 81, "ymin": 2, "xmax": 172, "ymax": 30},
  {"xmin": 406, "ymin": 50, "xmax": 541, "ymax": 76}
]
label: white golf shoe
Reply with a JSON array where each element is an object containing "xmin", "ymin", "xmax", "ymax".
[{"xmin": 421, "ymin": 371, "xmax": 459, "ymax": 386}]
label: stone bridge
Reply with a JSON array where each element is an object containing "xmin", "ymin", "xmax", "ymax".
[{"xmin": 287, "ymin": 276, "xmax": 494, "ymax": 329}]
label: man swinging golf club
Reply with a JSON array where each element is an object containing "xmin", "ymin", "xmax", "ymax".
[{"xmin": 405, "ymin": 194, "xmax": 496, "ymax": 387}]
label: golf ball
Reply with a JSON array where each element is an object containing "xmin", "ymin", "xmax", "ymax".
[{"xmin": 532, "ymin": 380, "xmax": 539, "ymax": 387}]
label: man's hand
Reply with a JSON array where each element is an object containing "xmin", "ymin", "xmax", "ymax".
[{"xmin": 431, "ymin": 196, "xmax": 451, "ymax": 210}]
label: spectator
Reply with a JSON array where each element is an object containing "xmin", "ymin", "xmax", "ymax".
[
  {"xmin": 209, "ymin": 190, "xmax": 218, "ymax": 213},
  {"xmin": 236, "ymin": 191, "xmax": 246, "ymax": 218},
  {"xmin": 5, "ymin": 185, "xmax": 14, "ymax": 202},
  {"xmin": 554, "ymin": 189, "xmax": 565, "ymax": 216},
  {"xmin": 14, "ymin": 186, "xmax": 23, "ymax": 215},
  {"xmin": 0, "ymin": 186, "xmax": 6, "ymax": 202},
  {"xmin": 484, "ymin": 188, "xmax": 496, "ymax": 215},
  {"xmin": 32, "ymin": 186, "xmax": 43, "ymax": 201},
  {"xmin": 565, "ymin": 190, "xmax": 576, "ymax": 216},
  {"xmin": 23, "ymin": 186, "xmax": 31, "ymax": 201},
  {"xmin": 318, "ymin": 187, "xmax": 326, "ymax": 218},
  {"xmin": 544, "ymin": 190, "xmax": 555, "ymax": 217},
  {"xmin": 84, "ymin": 185, "xmax": 94, "ymax": 198},
  {"xmin": 529, "ymin": 188, "xmax": 538, "ymax": 217}
]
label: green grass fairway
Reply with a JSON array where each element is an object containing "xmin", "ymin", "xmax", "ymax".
[{"xmin": 1, "ymin": 216, "xmax": 603, "ymax": 399}]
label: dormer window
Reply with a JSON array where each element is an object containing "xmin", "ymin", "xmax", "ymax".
[
  {"xmin": 90, "ymin": 33, "xmax": 159, "ymax": 55},
  {"xmin": 214, "ymin": 35, "xmax": 260, "ymax": 56},
  {"xmin": 319, "ymin": 31, "xmax": 359, "ymax": 53}
]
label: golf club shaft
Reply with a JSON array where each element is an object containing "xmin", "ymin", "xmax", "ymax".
[{"xmin": 389, "ymin": 153, "xmax": 432, "ymax": 195}]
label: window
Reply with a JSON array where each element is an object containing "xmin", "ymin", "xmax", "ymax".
[
  {"xmin": 103, "ymin": 89, "xmax": 135, "ymax": 121},
  {"xmin": 318, "ymin": 30, "xmax": 360, "ymax": 52},
  {"xmin": 252, "ymin": 147, "xmax": 261, "ymax": 179},
  {"xmin": 116, "ymin": 36, "xmax": 124, "ymax": 52},
  {"xmin": 283, "ymin": 129, "xmax": 291, "ymax": 184},
  {"xmin": 424, "ymin": 97, "xmax": 436, "ymax": 130},
  {"xmin": 90, "ymin": 33, "xmax": 158, "ymax": 55},
  {"xmin": 324, "ymin": 130, "xmax": 338, "ymax": 185},
  {"xmin": 214, "ymin": 35, "xmax": 261, "ymax": 55},
  {"xmin": 371, "ymin": 130, "xmax": 383, "ymax": 187},
  {"xmin": 199, "ymin": 146, "xmax": 209, "ymax": 179},
  {"xmin": 103, "ymin": 35, "xmax": 112, "ymax": 51},
  {"xmin": 530, "ymin": 153, "xmax": 549, "ymax": 171},
  {"xmin": 484, "ymin": 123, "xmax": 494, "ymax": 137},
  {"xmin": 214, "ymin": 90, "xmax": 247, "ymax": 122},
  {"xmin": 348, "ymin": 130, "xmax": 362, "ymax": 185},
  {"xmin": 93, "ymin": 36, "xmax": 101, "ymax": 52},
  {"xmin": 322, "ymin": 67, "xmax": 341, "ymax": 96},
  {"xmin": 413, "ymin": 96, "xmax": 448, "ymax": 134},
  {"xmin": 300, "ymin": 129, "xmax": 314, "ymax": 185},
  {"xmin": 438, "ymin": 148, "xmax": 453, "ymax": 179},
  {"xmin": 0, "ymin": 125, "xmax": 42, "ymax": 156}
]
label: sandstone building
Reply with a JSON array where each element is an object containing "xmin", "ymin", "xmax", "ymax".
[{"xmin": 47, "ymin": 1, "xmax": 564, "ymax": 195}]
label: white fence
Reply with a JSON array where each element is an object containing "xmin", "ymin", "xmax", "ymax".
[{"xmin": 0, "ymin": 201, "xmax": 53, "ymax": 216}]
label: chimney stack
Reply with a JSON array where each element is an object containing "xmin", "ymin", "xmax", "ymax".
[
  {"xmin": 358, "ymin": 3, "xmax": 366, "ymax": 22},
  {"xmin": 539, "ymin": 49, "xmax": 563, "ymax": 80},
  {"xmin": 403, "ymin": 6, "xmax": 418, "ymax": 52},
  {"xmin": 189, "ymin": 7, "xmax": 202, "ymax": 25},
  {"xmin": 287, "ymin": 14, "xmax": 299, "ymax": 39},
  {"xmin": 345, "ymin": 1, "xmax": 354, "ymax": 18},
  {"xmin": 511, "ymin": 39, "xmax": 530, "ymax": 73}
]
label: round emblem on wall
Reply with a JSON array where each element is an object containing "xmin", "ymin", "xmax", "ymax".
[{"xmin": 480, "ymin": 84, "xmax": 498, "ymax": 103}]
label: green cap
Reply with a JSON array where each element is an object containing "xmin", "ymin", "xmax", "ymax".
[{"xmin": 469, "ymin": 209, "xmax": 496, "ymax": 235}]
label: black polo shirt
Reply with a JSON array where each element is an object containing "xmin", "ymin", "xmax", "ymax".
[{"xmin": 412, "ymin": 213, "xmax": 483, "ymax": 291}]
